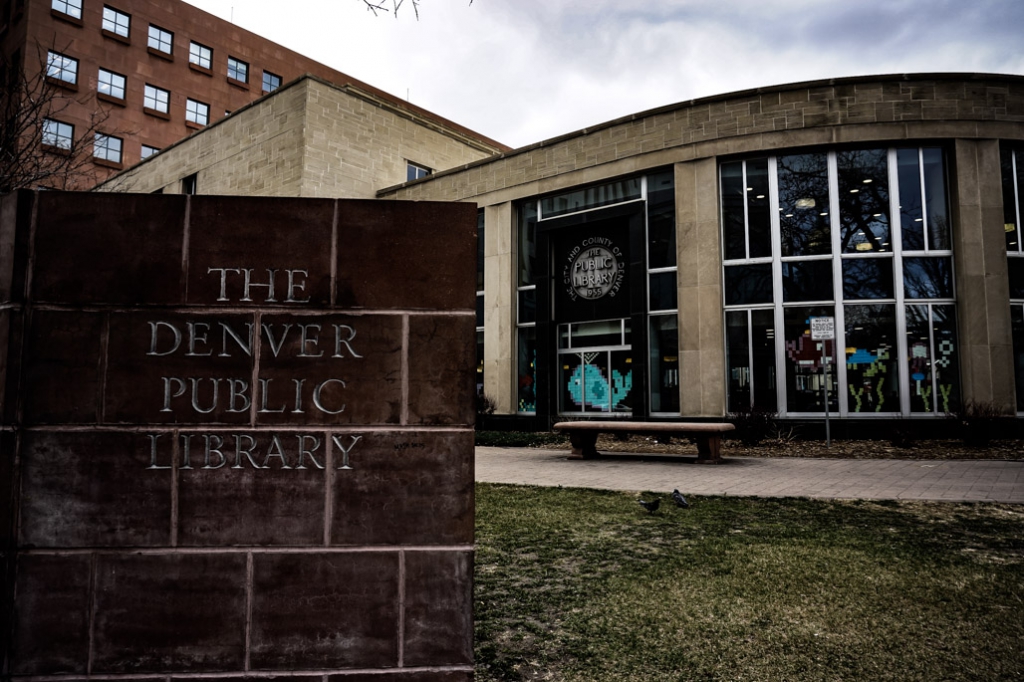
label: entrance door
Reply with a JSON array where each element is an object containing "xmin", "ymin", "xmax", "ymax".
[{"xmin": 535, "ymin": 202, "xmax": 647, "ymax": 420}]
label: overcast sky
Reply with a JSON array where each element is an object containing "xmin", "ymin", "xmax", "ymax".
[{"xmin": 183, "ymin": 0, "xmax": 1024, "ymax": 149}]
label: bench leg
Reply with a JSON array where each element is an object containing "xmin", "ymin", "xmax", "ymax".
[
  {"xmin": 567, "ymin": 431, "xmax": 600, "ymax": 459},
  {"xmin": 695, "ymin": 434, "xmax": 723, "ymax": 464}
]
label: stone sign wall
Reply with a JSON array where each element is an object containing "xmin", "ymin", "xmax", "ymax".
[{"xmin": 1, "ymin": 192, "xmax": 477, "ymax": 681}]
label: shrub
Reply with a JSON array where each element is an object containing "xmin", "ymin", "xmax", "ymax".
[
  {"xmin": 728, "ymin": 404, "xmax": 778, "ymax": 447},
  {"xmin": 948, "ymin": 400, "xmax": 1005, "ymax": 447},
  {"xmin": 475, "ymin": 431, "xmax": 568, "ymax": 448}
]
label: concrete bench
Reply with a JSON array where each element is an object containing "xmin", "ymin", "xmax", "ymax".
[{"xmin": 553, "ymin": 421, "xmax": 736, "ymax": 464}]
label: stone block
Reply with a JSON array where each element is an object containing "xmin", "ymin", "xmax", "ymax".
[
  {"xmin": 403, "ymin": 550, "xmax": 474, "ymax": 667},
  {"xmin": 407, "ymin": 314, "xmax": 477, "ymax": 426},
  {"xmin": 330, "ymin": 430, "xmax": 474, "ymax": 547},
  {"xmin": 335, "ymin": 201, "xmax": 477, "ymax": 310},
  {"xmin": 11, "ymin": 555, "xmax": 91, "ymax": 675},
  {"xmin": 187, "ymin": 196, "xmax": 335, "ymax": 307},
  {"xmin": 250, "ymin": 552, "xmax": 399, "ymax": 669},
  {"xmin": 21, "ymin": 311, "xmax": 103, "ymax": 425},
  {"xmin": 19, "ymin": 430, "xmax": 172, "ymax": 547},
  {"xmin": 32, "ymin": 193, "xmax": 186, "ymax": 305},
  {"xmin": 92, "ymin": 553, "xmax": 247, "ymax": 673}
]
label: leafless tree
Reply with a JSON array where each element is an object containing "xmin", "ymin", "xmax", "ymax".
[
  {"xmin": 358, "ymin": 0, "xmax": 473, "ymax": 19},
  {"xmin": 0, "ymin": 44, "xmax": 110, "ymax": 193}
]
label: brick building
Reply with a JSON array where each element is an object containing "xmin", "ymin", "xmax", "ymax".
[
  {"xmin": 0, "ymin": 0, "xmax": 507, "ymax": 186},
  {"xmin": 100, "ymin": 72, "xmax": 1024, "ymax": 429}
]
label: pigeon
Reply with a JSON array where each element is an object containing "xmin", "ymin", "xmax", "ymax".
[
  {"xmin": 638, "ymin": 498, "xmax": 660, "ymax": 514},
  {"xmin": 671, "ymin": 489, "xmax": 689, "ymax": 508}
]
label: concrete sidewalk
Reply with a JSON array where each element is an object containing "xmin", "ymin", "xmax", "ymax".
[{"xmin": 476, "ymin": 446, "xmax": 1024, "ymax": 503}]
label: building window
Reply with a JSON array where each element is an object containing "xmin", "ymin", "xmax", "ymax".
[
  {"xmin": 46, "ymin": 50, "xmax": 78, "ymax": 85},
  {"xmin": 144, "ymin": 84, "xmax": 169, "ymax": 114},
  {"xmin": 97, "ymin": 68, "xmax": 126, "ymax": 100},
  {"xmin": 1001, "ymin": 142, "xmax": 1024, "ymax": 412},
  {"xmin": 141, "ymin": 144, "xmax": 159, "ymax": 159},
  {"xmin": 185, "ymin": 98, "xmax": 209, "ymax": 126},
  {"xmin": 407, "ymin": 162, "xmax": 431, "ymax": 182},
  {"xmin": 182, "ymin": 173, "xmax": 197, "ymax": 195},
  {"xmin": 721, "ymin": 147, "xmax": 958, "ymax": 417},
  {"xmin": 189, "ymin": 41, "xmax": 212, "ymax": 69},
  {"xmin": 102, "ymin": 6, "xmax": 130, "ymax": 38},
  {"xmin": 227, "ymin": 56, "xmax": 248, "ymax": 83},
  {"xmin": 262, "ymin": 70, "xmax": 281, "ymax": 93},
  {"xmin": 147, "ymin": 24, "xmax": 173, "ymax": 54},
  {"xmin": 42, "ymin": 118, "xmax": 73, "ymax": 150},
  {"xmin": 93, "ymin": 133, "xmax": 122, "ymax": 163},
  {"xmin": 51, "ymin": 0, "xmax": 81, "ymax": 19}
]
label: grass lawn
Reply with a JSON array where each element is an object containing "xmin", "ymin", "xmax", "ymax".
[{"xmin": 474, "ymin": 483, "xmax": 1024, "ymax": 681}]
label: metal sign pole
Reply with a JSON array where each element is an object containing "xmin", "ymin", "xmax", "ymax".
[{"xmin": 822, "ymin": 339, "xmax": 831, "ymax": 448}]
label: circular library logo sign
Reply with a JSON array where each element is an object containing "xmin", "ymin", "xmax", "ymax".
[{"xmin": 563, "ymin": 237, "xmax": 625, "ymax": 301}]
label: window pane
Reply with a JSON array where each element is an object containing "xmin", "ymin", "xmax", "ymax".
[
  {"xmin": 190, "ymin": 42, "xmax": 212, "ymax": 69},
  {"xmin": 148, "ymin": 25, "xmax": 172, "ymax": 53},
  {"xmin": 517, "ymin": 202, "xmax": 537, "ymax": 286},
  {"xmin": 726, "ymin": 311, "xmax": 751, "ymax": 412},
  {"xmin": 649, "ymin": 271, "xmax": 677, "ymax": 311},
  {"xmin": 903, "ymin": 256, "xmax": 954, "ymax": 299},
  {"xmin": 906, "ymin": 304, "xmax": 960, "ymax": 414},
  {"xmin": 476, "ymin": 211, "xmax": 485, "ymax": 292},
  {"xmin": 517, "ymin": 327, "xmax": 536, "ymax": 413},
  {"xmin": 782, "ymin": 260, "xmax": 833, "ymax": 302},
  {"xmin": 649, "ymin": 315, "xmax": 679, "ymax": 413},
  {"xmin": 560, "ymin": 351, "xmax": 632, "ymax": 414},
  {"xmin": 923, "ymin": 148, "xmax": 950, "ymax": 250},
  {"xmin": 750, "ymin": 309, "xmax": 777, "ymax": 412},
  {"xmin": 47, "ymin": 51, "xmax": 77, "ymax": 84},
  {"xmin": 721, "ymin": 161, "xmax": 746, "ymax": 260},
  {"xmin": 724, "ymin": 263, "xmax": 773, "ymax": 306},
  {"xmin": 842, "ymin": 257, "xmax": 894, "ymax": 300},
  {"xmin": 541, "ymin": 178, "xmax": 641, "ymax": 218},
  {"xmin": 263, "ymin": 70, "xmax": 281, "ymax": 93},
  {"xmin": 98, "ymin": 69, "xmax": 125, "ymax": 99},
  {"xmin": 141, "ymin": 145, "xmax": 158, "ymax": 159},
  {"xmin": 476, "ymin": 330, "xmax": 484, "ymax": 397},
  {"xmin": 228, "ymin": 57, "xmax": 248, "ymax": 82},
  {"xmin": 746, "ymin": 158, "xmax": 771, "ymax": 258},
  {"xmin": 778, "ymin": 153, "xmax": 831, "ymax": 256},
  {"xmin": 52, "ymin": 0, "xmax": 83, "ymax": 18},
  {"xmin": 518, "ymin": 288, "xmax": 536, "ymax": 325},
  {"xmin": 839, "ymin": 149, "xmax": 890, "ymax": 253},
  {"xmin": 844, "ymin": 304, "xmax": 899, "ymax": 413},
  {"xmin": 647, "ymin": 170, "xmax": 676, "ymax": 269},
  {"xmin": 475, "ymin": 294, "xmax": 484, "ymax": 329},
  {"xmin": 43, "ymin": 119, "xmax": 73, "ymax": 149},
  {"xmin": 783, "ymin": 306, "xmax": 837, "ymax": 412},
  {"xmin": 103, "ymin": 7, "xmax": 130, "ymax": 37},
  {"xmin": 1013, "ymin": 305, "xmax": 1024, "ymax": 410},
  {"xmin": 898, "ymin": 148, "xmax": 924, "ymax": 251},
  {"xmin": 1009, "ymin": 258, "xmax": 1024, "ymax": 299}
]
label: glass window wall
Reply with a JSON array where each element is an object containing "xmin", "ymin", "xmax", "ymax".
[{"xmin": 723, "ymin": 147, "xmax": 957, "ymax": 417}]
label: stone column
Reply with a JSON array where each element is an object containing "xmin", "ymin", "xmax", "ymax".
[
  {"xmin": 951, "ymin": 138, "xmax": 1016, "ymax": 411},
  {"xmin": 675, "ymin": 158, "xmax": 727, "ymax": 417},
  {"xmin": 483, "ymin": 201, "xmax": 515, "ymax": 413}
]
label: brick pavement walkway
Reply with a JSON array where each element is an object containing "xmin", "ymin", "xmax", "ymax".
[{"xmin": 476, "ymin": 446, "xmax": 1024, "ymax": 503}]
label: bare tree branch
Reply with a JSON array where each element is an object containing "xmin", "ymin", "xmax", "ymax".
[
  {"xmin": 1, "ymin": 42, "xmax": 113, "ymax": 193},
  {"xmin": 357, "ymin": 0, "xmax": 473, "ymax": 19}
]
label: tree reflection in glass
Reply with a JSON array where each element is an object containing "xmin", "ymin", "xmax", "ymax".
[
  {"xmin": 778, "ymin": 153, "xmax": 831, "ymax": 257},
  {"xmin": 839, "ymin": 149, "xmax": 890, "ymax": 253},
  {"xmin": 844, "ymin": 304, "xmax": 899, "ymax": 412}
]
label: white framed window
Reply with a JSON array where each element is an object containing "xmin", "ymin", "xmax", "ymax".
[
  {"xmin": 46, "ymin": 51, "xmax": 78, "ymax": 85},
  {"xmin": 262, "ymin": 70, "xmax": 281, "ymax": 93},
  {"xmin": 141, "ymin": 145, "xmax": 159, "ymax": 159},
  {"xmin": 102, "ymin": 6, "xmax": 130, "ymax": 38},
  {"xmin": 185, "ymin": 98, "xmax": 209, "ymax": 126},
  {"xmin": 51, "ymin": 0, "xmax": 82, "ymax": 19},
  {"xmin": 42, "ymin": 118, "xmax": 73, "ymax": 150},
  {"xmin": 189, "ymin": 41, "xmax": 212, "ymax": 69},
  {"xmin": 93, "ymin": 133, "xmax": 123, "ymax": 163},
  {"xmin": 407, "ymin": 162, "xmax": 431, "ymax": 182},
  {"xmin": 227, "ymin": 56, "xmax": 248, "ymax": 83},
  {"xmin": 97, "ymin": 68, "xmax": 126, "ymax": 100},
  {"xmin": 147, "ymin": 25, "xmax": 173, "ymax": 54},
  {"xmin": 144, "ymin": 84, "xmax": 169, "ymax": 114}
]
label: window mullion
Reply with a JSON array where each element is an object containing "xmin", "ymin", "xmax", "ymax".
[
  {"xmin": 767, "ymin": 156, "xmax": 784, "ymax": 414},
  {"xmin": 827, "ymin": 151, "xmax": 848, "ymax": 417},
  {"xmin": 742, "ymin": 163, "xmax": 751, "ymax": 259},
  {"xmin": 890, "ymin": 148, "xmax": 911, "ymax": 416}
]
